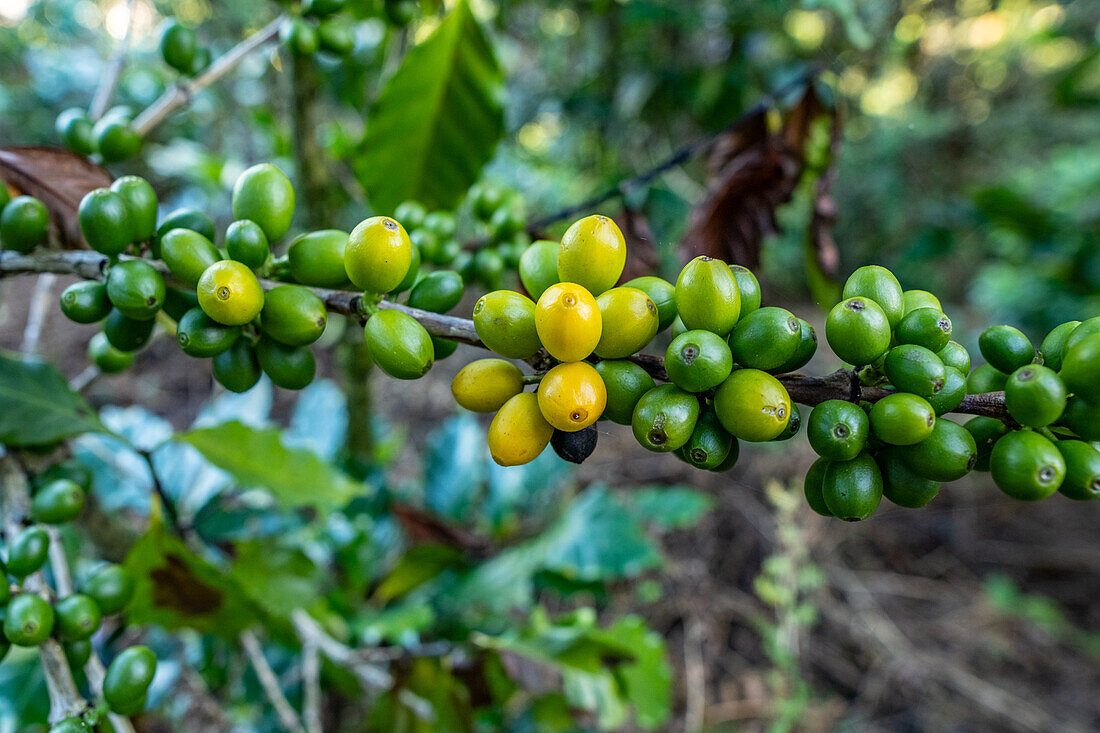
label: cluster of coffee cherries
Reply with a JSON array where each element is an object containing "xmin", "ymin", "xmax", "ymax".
[
  {"xmin": 448, "ymin": 214, "xmax": 792, "ymax": 467},
  {"xmin": 1, "ymin": 459, "xmax": 156, "ymax": 727},
  {"xmin": 396, "ymin": 182, "xmax": 530, "ymax": 292},
  {"xmin": 281, "ymin": 0, "xmax": 360, "ymax": 58},
  {"xmin": 802, "ymin": 268, "xmax": 1100, "ymax": 519}
]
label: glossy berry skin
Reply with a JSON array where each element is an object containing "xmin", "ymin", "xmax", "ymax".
[
  {"xmin": 967, "ymin": 364, "xmax": 1008, "ymax": 394},
  {"xmin": 1054, "ymin": 441, "xmax": 1100, "ymax": 501},
  {"xmin": 878, "ymin": 449, "xmax": 941, "ymax": 508},
  {"xmin": 979, "ymin": 325, "xmax": 1035, "ymax": 374},
  {"xmin": 473, "ymin": 291, "xmax": 540, "ymax": 359},
  {"xmin": 825, "ymin": 297, "xmax": 891, "ymax": 366},
  {"xmin": 665, "ymin": 330, "xmax": 733, "ymax": 393},
  {"xmin": 557, "ymin": 214, "xmax": 626, "ymax": 296},
  {"xmin": 898, "ymin": 418, "xmax": 977, "ymax": 482},
  {"xmin": 3, "ymin": 594, "xmax": 55, "ymax": 646},
  {"xmin": 936, "ymin": 341, "xmax": 971, "ymax": 374},
  {"xmin": 728, "ymin": 307, "xmax": 801, "ymax": 371},
  {"xmin": 675, "ymin": 256, "xmax": 741, "ymax": 336},
  {"xmin": 232, "ymin": 163, "xmax": 295, "ymax": 243},
  {"xmin": 256, "ymin": 338, "xmax": 316, "ymax": 390},
  {"xmin": 537, "ymin": 362, "xmax": 606, "ymax": 432},
  {"xmin": 807, "ymin": 400, "xmax": 869, "ymax": 461},
  {"xmin": 60, "ymin": 281, "xmax": 111, "ymax": 324},
  {"xmin": 773, "ymin": 319, "xmax": 817, "ymax": 374},
  {"xmin": 1004, "ymin": 365, "xmax": 1067, "ymax": 427},
  {"xmin": 1060, "ymin": 333, "xmax": 1100, "ymax": 398},
  {"xmin": 1, "ymin": 195, "xmax": 50, "ymax": 253},
  {"xmin": 595, "ymin": 360, "xmax": 656, "ymax": 425},
  {"xmin": 676, "ymin": 411, "xmax": 733, "ymax": 470},
  {"xmin": 159, "ymin": 228, "xmax": 220, "ymax": 287},
  {"xmin": 551, "ymin": 425, "xmax": 598, "ymax": 464},
  {"xmin": 176, "ymin": 308, "xmax": 241, "ymax": 358},
  {"xmin": 729, "ymin": 265, "xmax": 762, "ymax": 317},
  {"xmin": 225, "ymin": 219, "xmax": 270, "ymax": 270},
  {"xmin": 1059, "ymin": 397, "xmax": 1100, "ymax": 441},
  {"xmin": 1038, "ymin": 320, "xmax": 1080, "ymax": 372},
  {"xmin": 54, "ymin": 594, "xmax": 102, "ymax": 642},
  {"xmin": 803, "ymin": 458, "xmax": 834, "ymax": 517},
  {"xmin": 105, "ymin": 260, "xmax": 166, "ymax": 321},
  {"xmin": 883, "ymin": 344, "xmax": 946, "ymax": 398},
  {"xmin": 157, "ymin": 207, "xmax": 217, "ymax": 244},
  {"xmin": 535, "ymin": 283, "xmax": 602, "ymax": 362},
  {"xmin": 259, "ymin": 285, "xmax": 327, "ymax": 347},
  {"xmin": 288, "ymin": 229, "xmax": 351, "ymax": 288},
  {"xmin": 924, "ymin": 367, "xmax": 967, "ymax": 416},
  {"xmin": 451, "ymin": 359, "xmax": 524, "ymax": 413},
  {"xmin": 713, "ymin": 369, "xmax": 791, "ymax": 442},
  {"xmin": 56, "ymin": 107, "xmax": 94, "ymax": 155},
  {"xmin": 631, "ymin": 384, "xmax": 699, "ymax": 452},
  {"xmin": 990, "ymin": 430, "xmax": 1066, "ymax": 501},
  {"xmin": 518, "ymin": 241, "xmax": 561, "ymax": 301},
  {"xmin": 83, "ymin": 564, "xmax": 135, "ymax": 615},
  {"xmin": 1064, "ymin": 316, "xmax": 1100, "ymax": 351},
  {"xmin": 213, "ymin": 339, "xmax": 262, "ymax": 394},
  {"xmin": 822, "ymin": 453, "xmax": 883, "ymax": 521},
  {"xmin": 92, "ymin": 117, "xmax": 141, "ymax": 163},
  {"xmin": 103, "ymin": 309, "xmax": 155, "ymax": 352},
  {"xmin": 895, "ymin": 308, "xmax": 952, "ymax": 353},
  {"xmin": 197, "ymin": 260, "xmax": 265, "ymax": 326},
  {"xmin": 594, "ymin": 287, "xmax": 658, "ymax": 359},
  {"xmin": 842, "ymin": 265, "xmax": 904, "ymax": 328},
  {"xmin": 110, "ymin": 176, "xmax": 158, "ymax": 243},
  {"xmin": 869, "ymin": 393, "xmax": 935, "ymax": 446},
  {"xmin": 408, "ymin": 270, "xmax": 464, "ymax": 314},
  {"xmin": 30, "ymin": 479, "xmax": 85, "ymax": 524},
  {"xmin": 7, "ymin": 526, "xmax": 50, "ymax": 578},
  {"xmin": 488, "ymin": 393, "xmax": 553, "ymax": 466},
  {"xmin": 104, "ymin": 646, "xmax": 158, "ymax": 711},
  {"xmin": 364, "ymin": 310, "xmax": 434, "ymax": 380},
  {"xmin": 624, "ymin": 276, "xmax": 677, "ymax": 332},
  {"xmin": 901, "ymin": 289, "xmax": 941, "ymax": 315}
]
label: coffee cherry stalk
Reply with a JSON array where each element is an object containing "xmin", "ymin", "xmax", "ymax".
[{"xmin": 2, "ymin": 164, "xmax": 1098, "ymax": 525}]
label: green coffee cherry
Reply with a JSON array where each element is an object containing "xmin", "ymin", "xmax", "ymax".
[
  {"xmin": 256, "ymin": 338, "xmax": 316, "ymax": 390},
  {"xmin": 843, "ymin": 265, "xmax": 903, "ymax": 328},
  {"xmin": 665, "ymin": 330, "xmax": 733, "ymax": 393},
  {"xmin": 408, "ymin": 270, "xmax": 464, "ymax": 314},
  {"xmin": 30, "ymin": 479, "xmax": 85, "ymax": 524},
  {"xmin": 965, "ymin": 416, "xmax": 1009, "ymax": 472},
  {"xmin": 1, "ymin": 195, "xmax": 50, "ymax": 253},
  {"xmin": 60, "ymin": 281, "xmax": 111, "ymax": 324},
  {"xmin": 80, "ymin": 189, "xmax": 134, "ymax": 255},
  {"xmin": 822, "ymin": 453, "xmax": 882, "ymax": 521},
  {"xmin": 260, "ymin": 285, "xmax": 327, "ymax": 347},
  {"xmin": 88, "ymin": 332, "xmax": 134, "ymax": 372},
  {"xmin": 83, "ymin": 564, "xmax": 135, "ymax": 615},
  {"xmin": 106, "ymin": 260, "xmax": 166, "ymax": 320},
  {"xmin": 803, "ymin": 458, "xmax": 834, "ymax": 517},
  {"xmin": 7, "ymin": 526, "xmax": 50, "ymax": 578},
  {"xmin": 363, "ymin": 310, "xmax": 434, "ymax": 380},
  {"xmin": 869, "ymin": 393, "xmax": 935, "ymax": 446},
  {"xmin": 675, "ymin": 256, "xmax": 740, "ymax": 336},
  {"xmin": 883, "ymin": 344, "xmax": 946, "ymax": 398},
  {"xmin": 213, "ymin": 339, "xmax": 263, "ymax": 393},
  {"xmin": 898, "ymin": 418, "xmax": 977, "ymax": 482},
  {"xmin": 225, "ymin": 219, "xmax": 270, "ymax": 270},
  {"xmin": 675, "ymin": 411, "xmax": 733, "ymax": 470},
  {"xmin": 967, "ymin": 363, "xmax": 1007, "ymax": 394},
  {"xmin": 157, "ymin": 208, "xmax": 216, "ymax": 244},
  {"xmin": 631, "ymin": 384, "xmax": 700, "ymax": 452},
  {"xmin": 110, "ymin": 176, "xmax": 158, "ymax": 243},
  {"xmin": 728, "ymin": 307, "xmax": 801, "ymax": 371},
  {"xmin": 825, "ymin": 297, "xmax": 891, "ymax": 366},
  {"xmin": 936, "ymin": 341, "xmax": 971, "ymax": 374},
  {"xmin": 924, "ymin": 366, "xmax": 967, "ymax": 416},
  {"xmin": 808, "ymin": 400, "xmax": 869, "ymax": 461},
  {"xmin": 624, "ymin": 276, "xmax": 677, "ymax": 332},
  {"xmin": 979, "ymin": 325, "xmax": 1034, "ymax": 374},
  {"xmin": 894, "ymin": 308, "xmax": 952, "ymax": 353},
  {"xmin": 54, "ymin": 594, "xmax": 102, "ymax": 642},
  {"xmin": 729, "ymin": 265, "xmax": 762, "ymax": 316},
  {"xmin": 3, "ymin": 594, "xmax": 54, "ymax": 646},
  {"xmin": 990, "ymin": 430, "xmax": 1065, "ymax": 501},
  {"xmin": 1005, "ymin": 365, "xmax": 1067, "ymax": 427},
  {"xmin": 104, "ymin": 645, "xmax": 157, "ymax": 712},
  {"xmin": 176, "ymin": 307, "xmax": 241, "ymax": 358},
  {"xmin": 878, "ymin": 449, "xmax": 940, "ymax": 508},
  {"xmin": 594, "ymin": 360, "xmax": 656, "ymax": 425}
]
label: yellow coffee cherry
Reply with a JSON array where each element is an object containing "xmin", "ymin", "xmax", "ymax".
[
  {"xmin": 451, "ymin": 359, "xmax": 524, "ymax": 413},
  {"xmin": 594, "ymin": 286, "xmax": 659, "ymax": 359},
  {"xmin": 535, "ymin": 283, "xmax": 602, "ymax": 362},
  {"xmin": 344, "ymin": 216, "xmax": 413, "ymax": 293},
  {"xmin": 537, "ymin": 362, "xmax": 607, "ymax": 432},
  {"xmin": 557, "ymin": 214, "xmax": 626, "ymax": 296},
  {"xmin": 196, "ymin": 260, "xmax": 265, "ymax": 326},
  {"xmin": 488, "ymin": 392, "xmax": 554, "ymax": 466}
]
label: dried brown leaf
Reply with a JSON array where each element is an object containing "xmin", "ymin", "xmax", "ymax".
[
  {"xmin": 680, "ymin": 85, "xmax": 836, "ymax": 272},
  {"xmin": 0, "ymin": 146, "xmax": 112, "ymax": 249}
]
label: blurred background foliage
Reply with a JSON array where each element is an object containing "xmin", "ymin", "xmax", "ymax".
[{"xmin": 2, "ymin": 0, "xmax": 1098, "ymax": 336}]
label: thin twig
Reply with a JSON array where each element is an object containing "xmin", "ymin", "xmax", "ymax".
[
  {"xmin": 89, "ymin": 0, "xmax": 137, "ymax": 120},
  {"xmin": 0, "ymin": 249, "xmax": 1012, "ymax": 420},
  {"xmin": 302, "ymin": 635, "xmax": 323, "ymax": 733},
  {"xmin": 21, "ymin": 273, "xmax": 55, "ymax": 356},
  {"xmin": 133, "ymin": 15, "xmax": 288, "ymax": 136},
  {"xmin": 0, "ymin": 453, "xmax": 86, "ymax": 723},
  {"xmin": 240, "ymin": 630, "xmax": 306, "ymax": 733}
]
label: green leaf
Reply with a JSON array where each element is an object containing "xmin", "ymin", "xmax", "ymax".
[
  {"xmin": 626, "ymin": 486, "xmax": 715, "ymax": 531},
  {"xmin": 123, "ymin": 518, "xmax": 262, "ymax": 637},
  {"xmin": 0, "ymin": 351, "xmax": 105, "ymax": 446},
  {"xmin": 354, "ymin": 0, "xmax": 504, "ymax": 212},
  {"xmin": 229, "ymin": 540, "xmax": 321, "ymax": 619},
  {"xmin": 178, "ymin": 420, "xmax": 362, "ymax": 513}
]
